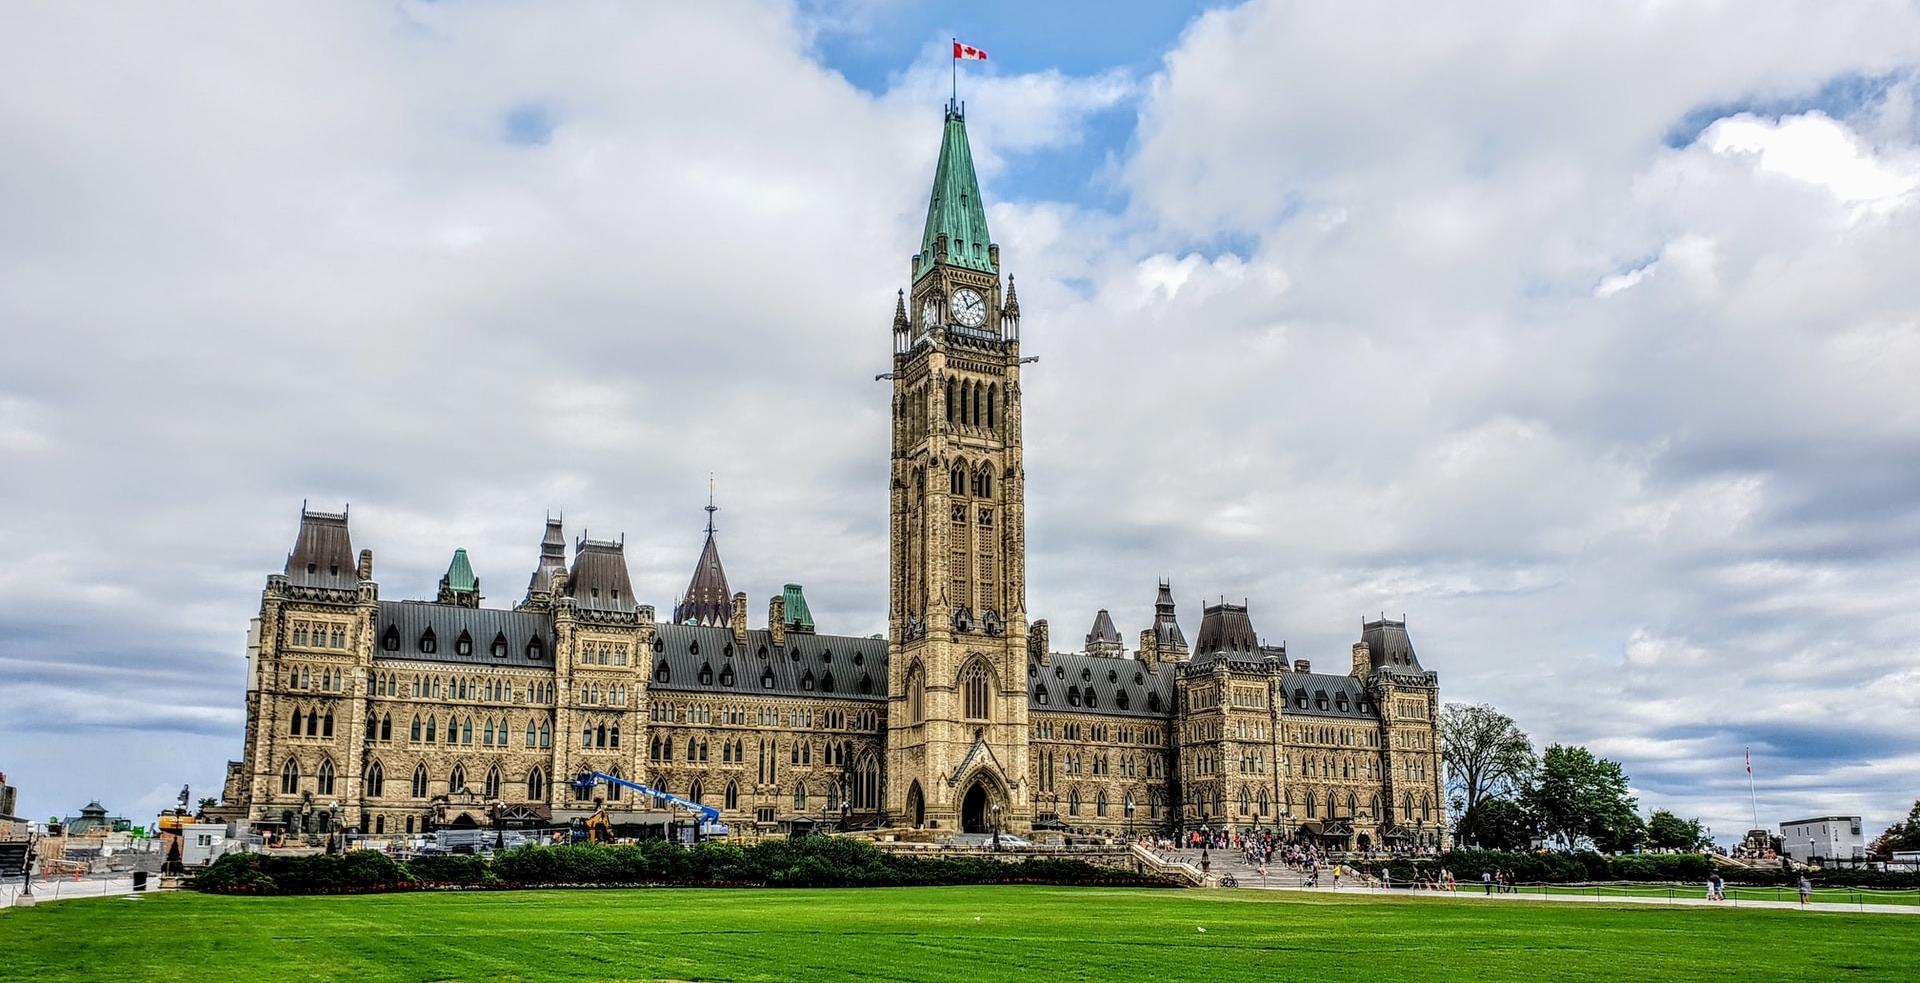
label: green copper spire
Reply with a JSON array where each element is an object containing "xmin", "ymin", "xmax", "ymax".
[
  {"xmin": 444, "ymin": 548, "xmax": 477, "ymax": 592},
  {"xmin": 916, "ymin": 106, "xmax": 995, "ymax": 282}
]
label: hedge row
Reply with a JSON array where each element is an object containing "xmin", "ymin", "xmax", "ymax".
[
  {"xmin": 1358, "ymin": 849, "xmax": 1920, "ymax": 889},
  {"xmin": 194, "ymin": 838, "xmax": 1174, "ymax": 895}
]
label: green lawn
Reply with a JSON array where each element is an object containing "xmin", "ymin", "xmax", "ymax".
[
  {"xmin": 1, "ymin": 886, "xmax": 1915, "ymax": 983},
  {"xmin": 1521, "ymin": 883, "xmax": 1920, "ymax": 906}
]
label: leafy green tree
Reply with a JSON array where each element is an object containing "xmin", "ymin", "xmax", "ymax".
[
  {"xmin": 1868, "ymin": 800, "xmax": 1920, "ymax": 858},
  {"xmin": 1441, "ymin": 703, "xmax": 1537, "ymax": 818},
  {"xmin": 1645, "ymin": 809, "xmax": 1706, "ymax": 851},
  {"xmin": 1527, "ymin": 744, "xmax": 1643, "ymax": 852},
  {"xmin": 1455, "ymin": 798, "xmax": 1535, "ymax": 852}
]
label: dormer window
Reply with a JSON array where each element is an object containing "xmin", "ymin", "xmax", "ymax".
[
  {"xmin": 307, "ymin": 563, "xmax": 317, "ymax": 575},
  {"xmin": 1034, "ymin": 686, "xmax": 1049, "ymax": 705},
  {"xmin": 455, "ymin": 630, "xmax": 473, "ymax": 656},
  {"xmin": 1107, "ymin": 669, "xmax": 1117, "ymax": 683},
  {"xmin": 1316, "ymin": 692, "xmax": 1329, "ymax": 710},
  {"xmin": 591, "ymin": 588, "xmax": 600, "ymax": 599},
  {"xmin": 758, "ymin": 646, "xmax": 768, "ymax": 659},
  {"xmin": 820, "ymin": 672, "xmax": 834, "ymax": 693},
  {"xmin": 655, "ymin": 661, "xmax": 671, "ymax": 684},
  {"xmin": 1295, "ymin": 691, "xmax": 1308, "ymax": 709},
  {"xmin": 1148, "ymin": 692, "xmax": 1162, "ymax": 713},
  {"xmin": 1116, "ymin": 690, "xmax": 1130, "ymax": 710},
  {"xmin": 761, "ymin": 669, "xmax": 775, "ymax": 689},
  {"xmin": 329, "ymin": 564, "xmax": 339, "ymax": 577},
  {"xmin": 853, "ymin": 652, "xmax": 864, "ymax": 666},
  {"xmin": 490, "ymin": 633, "xmax": 508, "ymax": 658},
  {"xmin": 690, "ymin": 640, "xmax": 700, "ymax": 656},
  {"xmin": 859, "ymin": 674, "xmax": 874, "ymax": 695},
  {"xmin": 419, "ymin": 628, "xmax": 437, "ymax": 654},
  {"xmin": 698, "ymin": 663, "xmax": 713, "ymax": 685},
  {"xmin": 653, "ymin": 639, "xmax": 664, "ymax": 653},
  {"xmin": 381, "ymin": 626, "xmax": 400, "ymax": 652},
  {"xmin": 611, "ymin": 589, "xmax": 620, "ymax": 600},
  {"xmin": 1082, "ymin": 668, "xmax": 1092, "ymax": 681},
  {"xmin": 821, "ymin": 649, "xmax": 832, "ymax": 663},
  {"xmin": 1085, "ymin": 689, "xmax": 1098, "ymax": 709},
  {"xmin": 526, "ymin": 637, "xmax": 545, "ymax": 660},
  {"xmin": 1067, "ymin": 686, "xmax": 1081, "ymax": 707},
  {"xmin": 719, "ymin": 665, "xmax": 735, "ymax": 687}
]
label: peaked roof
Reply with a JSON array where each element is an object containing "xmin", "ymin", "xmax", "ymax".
[
  {"xmin": 916, "ymin": 107, "xmax": 995, "ymax": 281},
  {"xmin": 1086, "ymin": 609, "xmax": 1121, "ymax": 646},
  {"xmin": 443, "ymin": 549, "xmax": 477, "ymax": 592},
  {"xmin": 675, "ymin": 528, "xmax": 732, "ymax": 626},
  {"xmin": 1361, "ymin": 617, "xmax": 1423, "ymax": 672},
  {"xmin": 285, "ymin": 507, "xmax": 357, "ymax": 589},
  {"xmin": 1195, "ymin": 601, "xmax": 1261, "ymax": 655}
]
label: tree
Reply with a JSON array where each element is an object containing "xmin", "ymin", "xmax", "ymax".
[
  {"xmin": 1455, "ymin": 798, "xmax": 1535, "ymax": 852},
  {"xmin": 1526, "ymin": 744, "xmax": 1643, "ymax": 852},
  {"xmin": 196, "ymin": 797, "xmax": 219, "ymax": 819},
  {"xmin": 1645, "ymin": 809, "xmax": 1706, "ymax": 851},
  {"xmin": 1868, "ymin": 800, "xmax": 1920, "ymax": 859},
  {"xmin": 1441, "ymin": 703, "xmax": 1537, "ymax": 817}
]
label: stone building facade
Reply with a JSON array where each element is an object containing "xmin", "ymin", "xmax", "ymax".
[{"xmin": 222, "ymin": 104, "xmax": 1445, "ymax": 850}]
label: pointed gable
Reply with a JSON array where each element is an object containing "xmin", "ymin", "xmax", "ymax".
[{"xmin": 568, "ymin": 538, "xmax": 636, "ymax": 613}]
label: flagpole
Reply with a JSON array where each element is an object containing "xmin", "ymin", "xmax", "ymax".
[
  {"xmin": 1747, "ymin": 746, "xmax": 1760, "ymax": 831},
  {"xmin": 951, "ymin": 38, "xmax": 957, "ymax": 108}
]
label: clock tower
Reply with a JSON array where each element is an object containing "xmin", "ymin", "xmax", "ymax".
[{"xmin": 885, "ymin": 103, "xmax": 1032, "ymax": 834}]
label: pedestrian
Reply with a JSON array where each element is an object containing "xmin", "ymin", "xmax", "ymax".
[
  {"xmin": 1483, "ymin": 870, "xmax": 1493, "ymax": 895},
  {"xmin": 1332, "ymin": 864, "xmax": 1343, "ymax": 889},
  {"xmin": 1798, "ymin": 875, "xmax": 1812, "ymax": 906},
  {"xmin": 1382, "ymin": 869, "xmax": 1392, "ymax": 891}
]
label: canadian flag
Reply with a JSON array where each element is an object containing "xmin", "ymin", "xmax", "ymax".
[{"xmin": 953, "ymin": 41, "xmax": 988, "ymax": 61}]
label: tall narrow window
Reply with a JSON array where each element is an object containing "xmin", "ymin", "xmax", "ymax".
[
  {"xmin": 484, "ymin": 766, "xmax": 502, "ymax": 799},
  {"xmin": 367, "ymin": 761, "xmax": 384, "ymax": 797},
  {"xmin": 527, "ymin": 767, "xmax": 545, "ymax": 801},
  {"xmin": 317, "ymin": 758, "xmax": 335, "ymax": 795},
  {"xmin": 380, "ymin": 714, "xmax": 392, "ymax": 741},
  {"xmin": 962, "ymin": 662, "xmax": 991, "ymax": 719},
  {"xmin": 793, "ymin": 782, "xmax": 808, "ymax": 811},
  {"xmin": 724, "ymin": 780, "xmax": 739, "ymax": 810},
  {"xmin": 450, "ymin": 764, "xmax": 466, "ymax": 793},
  {"xmin": 412, "ymin": 765, "xmax": 429, "ymax": 798},
  {"xmin": 290, "ymin": 709, "xmax": 303, "ymax": 737},
  {"xmin": 987, "ymin": 385, "xmax": 997, "ymax": 429},
  {"xmin": 280, "ymin": 758, "xmax": 299, "ymax": 794}
]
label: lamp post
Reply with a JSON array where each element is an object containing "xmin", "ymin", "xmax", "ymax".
[{"xmin": 990, "ymin": 803, "xmax": 1002, "ymax": 851}]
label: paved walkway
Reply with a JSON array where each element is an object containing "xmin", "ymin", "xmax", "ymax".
[{"xmin": 2, "ymin": 875, "xmax": 147, "ymax": 909}]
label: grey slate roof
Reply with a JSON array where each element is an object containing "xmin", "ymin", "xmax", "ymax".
[
  {"xmin": 568, "ymin": 539, "xmax": 637, "ymax": 613},
  {"xmin": 674, "ymin": 530, "xmax": 732, "ymax": 626},
  {"xmin": 285, "ymin": 508, "xmax": 357, "ymax": 589},
  {"xmin": 1360, "ymin": 617, "xmax": 1422, "ymax": 671},
  {"xmin": 1152, "ymin": 581, "xmax": 1187, "ymax": 649},
  {"xmin": 647, "ymin": 623, "xmax": 888, "ymax": 702},
  {"xmin": 1085, "ymin": 609, "xmax": 1121, "ymax": 646},
  {"xmin": 1194, "ymin": 602, "xmax": 1260, "ymax": 654},
  {"xmin": 1278, "ymin": 672, "xmax": 1376, "ymax": 719},
  {"xmin": 526, "ymin": 517, "xmax": 567, "ymax": 596},
  {"xmin": 372, "ymin": 600, "xmax": 558, "ymax": 669},
  {"xmin": 1028, "ymin": 652, "xmax": 1175, "ymax": 719}
]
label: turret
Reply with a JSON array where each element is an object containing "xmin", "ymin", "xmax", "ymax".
[{"xmin": 436, "ymin": 548, "xmax": 481, "ymax": 608}]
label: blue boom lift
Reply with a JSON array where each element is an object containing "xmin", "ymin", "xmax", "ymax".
[{"xmin": 569, "ymin": 771, "xmax": 729, "ymax": 842}]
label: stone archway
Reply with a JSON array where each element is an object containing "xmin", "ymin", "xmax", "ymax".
[
  {"xmin": 906, "ymin": 781, "xmax": 926, "ymax": 828},
  {"xmin": 962, "ymin": 783, "xmax": 990, "ymax": 834}
]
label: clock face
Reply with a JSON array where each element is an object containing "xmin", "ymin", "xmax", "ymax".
[
  {"xmin": 921, "ymin": 299, "xmax": 940, "ymax": 328},
  {"xmin": 951, "ymin": 288, "xmax": 987, "ymax": 328}
]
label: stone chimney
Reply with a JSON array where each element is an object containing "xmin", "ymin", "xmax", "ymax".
[
  {"xmin": 1293, "ymin": 659, "xmax": 1311, "ymax": 674},
  {"xmin": 769, "ymin": 594, "xmax": 787, "ymax": 649},
  {"xmin": 357, "ymin": 549, "xmax": 374, "ymax": 582},
  {"xmin": 1028, "ymin": 619, "xmax": 1050, "ymax": 666},
  {"xmin": 730, "ymin": 592, "xmax": 749, "ymax": 648},
  {"xmin": 1351, "ymin": 641, "xmax": 1371, "ymax": 678}
]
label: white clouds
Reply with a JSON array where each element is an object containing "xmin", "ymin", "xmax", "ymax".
[{"xmin": 1705, "ymin": 112, "xmax": 1920, "ymax": 207}]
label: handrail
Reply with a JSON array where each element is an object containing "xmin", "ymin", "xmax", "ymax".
[{"xmin": 1131, "ymin": 844, "xmax": 1207, "ymax": 886}]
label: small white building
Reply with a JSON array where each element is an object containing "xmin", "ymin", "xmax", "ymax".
[
  {"xmin": 181, "ymin": 823, "xmax": 235, "ymax": 867},
  {"xmin": 1780, "ymin": 816, "xmax": 1863, "ymax": 863}
]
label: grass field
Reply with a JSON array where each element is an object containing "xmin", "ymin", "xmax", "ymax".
[{"xmin": 2, "ymin": 886, "xmax": 1916, "ymax": 983}]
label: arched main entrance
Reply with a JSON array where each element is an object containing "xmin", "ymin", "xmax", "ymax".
[{"xmin": 962, "ymin": 783, "xmax": 989, "ymax": 833}]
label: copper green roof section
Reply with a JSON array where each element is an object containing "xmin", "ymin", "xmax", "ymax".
[
  {"xmin": 916, "ymin": 107, "xmax": 995, "ymax": 282},
  {"xmin": 782, "ymin": 583, "xmax": 816, "ymax": 631},
  {"xmin": 444, "ymin": 548, "xmax": 478, "ymax": 592}
]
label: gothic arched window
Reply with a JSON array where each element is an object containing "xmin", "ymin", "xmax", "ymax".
[
  {"xmin": 367, "ymin": 761, "xmax": 384, "ymax": 798},
  {"xmin": 725, "ymin": 780, "xmax": 739, "ymax": 810},
  {"xmin": 412, "ymin": 764, "xmax": 429, "ymax": 798},
  {"xmin": 907, "ymin": 662, "xmax": 926, "ymax": 722},
  {"xmin": 528, "ymin": 767, "xmax": 545, "ymax": 801},
  {"xmin": 280, "ymin": 758, "xmax": 299, "ymax": 794},
  {"xmin": 962, "ymin": 661, "xmax": 991, "ymax": 720},
  {"xmin": 484, "ymin": 766, "xmax": 502, "ymax": 799},
  {"xmin": 951, "ymin": 466, "xmax": 966, "ymax": 496},
  {"xmin": 317, "ymin": 758, "xmax": 335, "ymax": 795}
]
